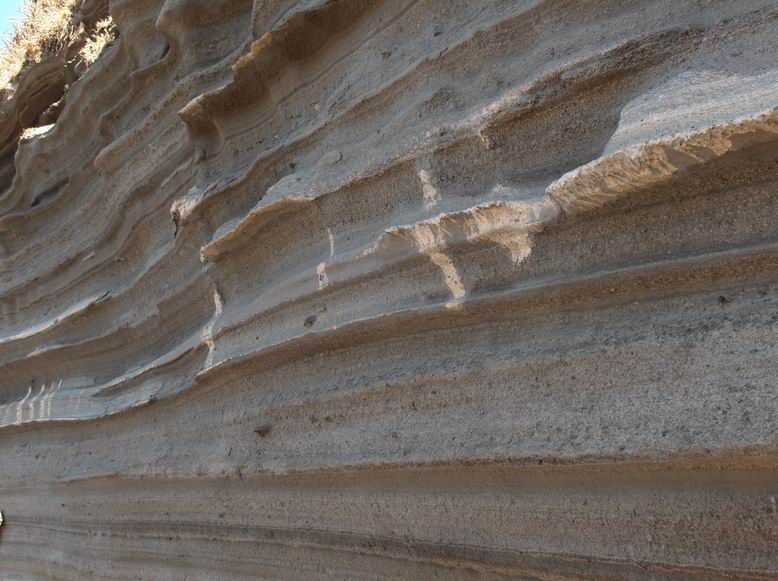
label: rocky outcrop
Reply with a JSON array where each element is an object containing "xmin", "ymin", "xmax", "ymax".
[
  {"xmin": 0, "ymin": 0, "xmax": 112, "ymax": 193},
  {"xmin": 1, "ymin": 0, "xmax": 777, "ymax": 578}
]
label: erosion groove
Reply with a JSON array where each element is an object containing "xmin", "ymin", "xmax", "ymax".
[{"xmin": 1, "ymin": 0, "xmax": 777, "ymax": 578}]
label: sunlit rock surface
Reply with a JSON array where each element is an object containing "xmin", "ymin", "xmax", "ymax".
[{"xmin": 1, "ymin": 0, "xmax": 777, "ymax": 578}]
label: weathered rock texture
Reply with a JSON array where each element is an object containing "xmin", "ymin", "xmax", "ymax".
[{"xmin": 1, "ymin": 0, "xmax": 778, "ymax": 578}]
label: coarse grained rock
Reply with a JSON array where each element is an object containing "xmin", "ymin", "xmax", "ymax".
[{"xmin": 1, "ymin": 0, "xmax": 777, "ymax": 578}]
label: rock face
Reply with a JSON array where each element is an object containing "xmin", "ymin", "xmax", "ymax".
[{"xmin": 1, "ymin": 0, "xmax": 777, "ymax": 578}]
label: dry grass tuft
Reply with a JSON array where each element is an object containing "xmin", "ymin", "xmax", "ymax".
[
  {"xmin": 0, "ymin": 0, "xmax": 117, "ymax": 91},
  {"xmin": 78, "ymin": 16, "xmax": 117, "ymax": 67}
]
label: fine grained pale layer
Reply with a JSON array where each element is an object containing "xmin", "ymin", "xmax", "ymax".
[{"xmin": 0, "ymin": 0, "xmax": 777, "ymax": 578}]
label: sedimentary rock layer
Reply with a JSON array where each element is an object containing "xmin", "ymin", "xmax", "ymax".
[{"xmin": 1, "ymin": 0, "xmax": 777, "ymax": 578}]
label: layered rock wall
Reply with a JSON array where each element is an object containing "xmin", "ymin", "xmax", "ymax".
[{"xmin": 1, "ymin": 0, "xmax": 777, "ymax": 578}]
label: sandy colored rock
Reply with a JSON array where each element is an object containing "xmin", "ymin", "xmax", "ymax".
[{"xmin": 1, "ymin": 0, "xmax": 777, "ymax": 578}]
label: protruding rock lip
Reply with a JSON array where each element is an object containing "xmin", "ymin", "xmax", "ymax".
[{"xmin": 548, "ymin": 108, "xmax": 778, "ymax": 214}]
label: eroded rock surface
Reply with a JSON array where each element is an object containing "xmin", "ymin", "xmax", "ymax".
[{"xmin": 1, "ymin": 0, "xmax": 777, "ymax": 578}]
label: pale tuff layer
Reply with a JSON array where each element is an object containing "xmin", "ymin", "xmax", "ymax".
[{"xmin": 1, "ymin": 0, "xmax": 777, "ymax": 578}]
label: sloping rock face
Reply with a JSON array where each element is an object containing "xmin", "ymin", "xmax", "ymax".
[{"xmin": 1, "ymin": 0, "xmax": 777, "ymax": 578}]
